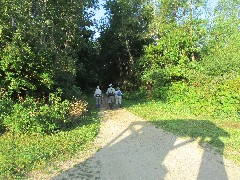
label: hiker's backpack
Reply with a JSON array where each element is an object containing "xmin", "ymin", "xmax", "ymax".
[
  {"xmin": 117, "ymin": 90, "xmax": 122, "ymax": 96},
  {"xmin": 108, "ymin": 88, "xmax": 114, "ymax": 96}
]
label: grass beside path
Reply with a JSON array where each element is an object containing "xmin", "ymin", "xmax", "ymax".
[
  {"xmin": 0, "ymin": 97, "xmax": 101, "ymax": 179},
  {"xmin": 125, "ymin": 100, "xmax": 240, "ymax": 165}
]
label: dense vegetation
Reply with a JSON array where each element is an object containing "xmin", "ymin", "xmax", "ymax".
[
  {"xmin": 0, "ymin": 96, "xmax": 100, "ymax": 179},
  {"xmin": 95, "ymin": 0, "xmax": 239, "ymax": 119},
  {"xmin": 0, "ymin": 0, "xmax": 100, "ymax": 178},
  {"xmin": 0, "ymin": 0, "xmax": 239, "ymax": 178}
]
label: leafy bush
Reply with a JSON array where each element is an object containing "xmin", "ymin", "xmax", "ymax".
[
  {"xmin": 67, "ymin": 100, "xmax": 88, "ymax": 127},
  {"xmin": 62, "ymin": 85, "xmax": 83, "ymax": 100},
  {"xmin": 1, "ymin": 89, "xmax": 80, "ymax": 134},
  {"xmin": 69, "ymin": 100, "xmax": 88, "ymax": 117},
  {"xmin": 0, "ymin": 89, "xmax": 13, "ymax": 133},
  {"xmin": 123, "ymin": 88, "xmax": 147, "ymax": 101},
  {"xmin": 152, "ymin": 72, "xmax": 240, "ymax": 119},
  {"xmin": 0, "ymin": 92, "xmax": 99, "ymax": 179},
  {"xmin": 141, "ymin": 68, "xmax": 169, "ymax": 87},
  {"xmin": 0, "ymin": 107, "xmax": 100, "ymax": 179},
  {"xmin": 213, "ymin": 74, "xmax": 240, "ymax": 116}
]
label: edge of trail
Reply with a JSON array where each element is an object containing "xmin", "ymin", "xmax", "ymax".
[{"xmin": 28, "ymin": 104, "xmax": 240, "ymax": 180}]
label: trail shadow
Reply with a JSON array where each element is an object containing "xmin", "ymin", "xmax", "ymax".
[
  {"xmin": 52, "ymin": 120, "xmax": 175, "ymax": 179},
  {"xmin": 151, "ymin": 119, "xmax": 230, "ymax": 180},
  {"xmin": 150, "ymin": 119, "xmax": 229, "ymax": 153},
  {"xmin": 52, "ymin": 116, "xmax": 232, "ymax": 180}
]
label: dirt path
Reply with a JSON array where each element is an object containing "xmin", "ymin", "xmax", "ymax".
[{"xmin": 32, "ymin": 104, "xmax": 240, "ymax": 180}]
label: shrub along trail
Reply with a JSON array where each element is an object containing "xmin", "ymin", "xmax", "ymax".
[{"xmin": 34, "ymin": 103, "xmax": 240, "ymax": 180}]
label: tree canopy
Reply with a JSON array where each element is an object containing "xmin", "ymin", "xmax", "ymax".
[{"xmin": 0, "ymin": 0, "xmax": 239, "ymax": 100}]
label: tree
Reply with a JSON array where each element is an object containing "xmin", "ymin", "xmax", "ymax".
[
  {"xmin": 201, "ymin": 0, "xmax": 240, "ymax": 76},
  {"xmin": 0, "ymin": 0, "xmax": 97, "ymax": 98},
  {"xmin": 139, "ymin": 0, "xmax": 208, "ymax": 88},
  {"xmin": 97, "ymin": 0, "xmax": 153, "ymax": 89}
]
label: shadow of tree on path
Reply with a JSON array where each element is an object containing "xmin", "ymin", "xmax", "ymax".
[
  {"xmin": 52, "ymin": 120, "xmax": 174, "ymax": 179},
  {"xmin": 52, "ymin": 116, "xmax": 231, "ymax": 180},
  {"xmin": 150, "ymin": 119, "xmax": 229, "ymax": 154},
  {"xmin": 150, "ymin": 119, "xmax": 230, "ymax": 180}
]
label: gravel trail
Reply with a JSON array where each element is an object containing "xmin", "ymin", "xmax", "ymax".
[{"xmin": 51, "ymin": 105, "xmax": 240, "ymax": 180}]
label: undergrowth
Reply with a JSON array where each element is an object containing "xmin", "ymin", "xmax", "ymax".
[{"xmin": 0, "ymin": 95, "xmax": 100, "ymax": 179}]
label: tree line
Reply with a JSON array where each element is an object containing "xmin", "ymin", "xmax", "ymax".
[
  {"xmin": 0, "ymin": 0, "xmax": 98, "ymax": 99},
  {"xmin": 0, "ymin": 0, "xmax": 239, "ymax": 134},
  {"xmin": 97, "ymin": 0, "xmax": 239, "ymax": 118}
]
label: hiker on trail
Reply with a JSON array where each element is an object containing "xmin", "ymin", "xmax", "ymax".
[
  {"xmin": 115, "ymin": 87, "xmax": 123, "ymax": 108},
  {"xmin": 106, "ymin": 84, "xmax": 115, "ymax": 109},
  {"xmin": 94, "ymin": 86, "xmax": 102, "ymax": 108}
]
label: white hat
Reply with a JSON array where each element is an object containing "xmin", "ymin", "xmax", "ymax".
[
  {"xmin": 109, "ymin": 84, "xmax": 112, "ymax": 87},
  {"xmin": 97, "ymin": 86, "xmax": 99, "ymax": 88}
]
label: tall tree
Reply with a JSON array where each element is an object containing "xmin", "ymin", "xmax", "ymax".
[
  {"xmin": 97, "ymin": 0, "xmax": 153, "ymax": 89},
  {"xmin": 0, "ymin": 0, "xmax": 97, "ymax": 98},
  {"xmin": 139, "ymin": 0, "xmax": 208, "ymax": 88},
  {"xmin": 201, "ymin": 0, "xmax": 240, "ymax": 76}
]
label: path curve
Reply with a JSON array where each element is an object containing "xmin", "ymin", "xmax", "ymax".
[{"xmin": 50, "ymin": 103, "xmax": 240, "ymax": 180}]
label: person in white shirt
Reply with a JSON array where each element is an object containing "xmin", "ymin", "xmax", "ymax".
[
  {"xmin": 106, "ymin": 84, "xmax": 115, "ymax": 109},
  {"xmin": 94, "ymin": 86, "xmax": 102, "ymax": 108}
]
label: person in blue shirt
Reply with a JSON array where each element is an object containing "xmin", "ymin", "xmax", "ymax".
[{"xmin": 115, "ymin": 87, "xmax": 123, "ymax": 108}]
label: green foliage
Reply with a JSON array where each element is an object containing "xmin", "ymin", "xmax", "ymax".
[
  {"xmin": 0, "ymin": 90, "xmax": 12, "ymax": 133},
  {"xmin": 137, "ymin": 0, "xmax": 208, "ymax": 91},
  {"xmin": 201, "ymin": 0, "xmax": 240, "ymax": 76},
  {"xmin": 132, "ymin": 0, "xmax": 239, "ymax": 124},
  {"xmin": 0, "ymin": 94, "xmax": 99, "ymax": 179},
  {"xmin": 144, "ymin": 27, "xmax": 194, "ymax": 68},
  {"xmin": 0, "ymin": 105, "xmax": 100, "ymax": 179},
  {"xmin": 0, "ymin": 0, "xmax": 239, "ymax": 176},
  {"xmin": 0, "ymin": 0, "xmax": 97, "ymax": 98},
  {"xmin": 0, "ymin": 42, "xmax": 54, "ymax": 96},
  {"xmin": 201, "ymin": 33, "xmax": 240, "ymax": 76},
  {"xmin": 98, "ymin": 0, "xmax": 153, "ymax": 86},
  {"xmin": 123, "ymin": 88, "xmax": 147, "ymax": 101},
  {"xmin": 1, "ymin": 90, "xmax": 72, "ymax": 134},
  {"xmin": 149, "ymin": 71, "xmax": 240, "ymax": 119}
]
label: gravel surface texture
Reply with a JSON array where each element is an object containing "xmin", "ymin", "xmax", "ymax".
[{"xmin": 30, "ymin": 104, "xmax": 240, "ymax": 180}]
